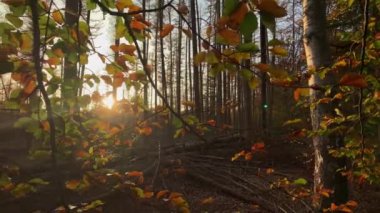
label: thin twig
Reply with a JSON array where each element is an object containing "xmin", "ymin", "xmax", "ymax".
[{"xmin": 359, "ymin": 0, "xmax": 369, "ymax": 160}]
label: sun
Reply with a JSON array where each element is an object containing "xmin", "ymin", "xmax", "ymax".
[{"xmin": 102, "ymin": 95, "xmax": 115, "ymax": 109}]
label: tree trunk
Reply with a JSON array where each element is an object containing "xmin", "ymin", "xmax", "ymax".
[
  {"xmin": 260, "ymin": 20, "xmax": 268, "ymax": 135},
  {"xmin": 302, "ymin": 0, "xmax": 348, "ymax": 209},
  {"xmin": 190, "ymin": 0, "xmax": 201, "ymax": 119}
]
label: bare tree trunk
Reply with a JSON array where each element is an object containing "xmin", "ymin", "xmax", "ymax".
[
  {"xmin": 190, "ymin": 0, "xmax": 201, "ymax": 119},
  {"xmin": 303, "ymin": 0, "xmax": 348, "ymax": 209},
  {"xmin": 176, "ymin": 5, "xmax": 183, "ymax": 113},
  {"xmin": 260, "ymin": 19, "xmax": 268, "ymax": 135}
]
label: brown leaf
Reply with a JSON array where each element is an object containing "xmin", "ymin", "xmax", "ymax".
[
  {"xmin": 178, "ymin": 3, "xmax": 189, "ymax": 15},
  {"xmin": 156, "ymin": 190, "xmax": 169, "ymax": 199},
  {"xmin": 218, "ymin": 28, "xmax": 240, "ymax": 45},
  {"xmin": 113, "ymin": 72, "xmax": 124, "ymax": 88},
  {"xmin": 160, "ymin": 24, "xmax": 175, "ymax": 38},
  {"xmin": 253, "ymin": 0, "xmax": 287, "ymax": 17},
  {"xmin": 229, "ymin": 3, "xmax": 249, "ymax": 27},
  {"xmin": 181, "ymin": 28, "xmax": 192, "ymax": 38},
  {"xmin": 339, "ymin": 73, "xmax": 368, "ymax": 88}
]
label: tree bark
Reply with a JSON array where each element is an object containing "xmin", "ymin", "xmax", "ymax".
[{"xmin": 302, "ymin": 0, "xmax": 348, "ymax": 209}]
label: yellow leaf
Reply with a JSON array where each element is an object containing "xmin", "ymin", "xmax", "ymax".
[
  {"xmin": 339, "ymin": 73, "xmax": 368, "ymax": 88},
  {"xmin": 271, "ymin": 46, "xmax": 288, "ymax": 56},
  {"xmin": 231, "ymin": 150, "xmax": 245, "ymax": 161},
  {"xmin": 160, "ymin": 24, "xmax": 175, "ymax": 38},
  {"xmin": 52, "ymin": 10, "xmax": 64, "ymax": 24},
  {"xmin": 253, "ymin": 0, "xmax": 287, "ymax": 17}
]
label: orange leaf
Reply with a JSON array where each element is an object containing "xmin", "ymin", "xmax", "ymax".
[
  {"xmin": 126, "ymin": 171, "xmax": 143, "ymax": 177},
  {"xmin": 52, "ymin": 10, "xmax": 63, "ymax": 24},
  {"xmin": 339, "ymin": 73, "xmax": 368, "ymax": 88},
  {"xmin": 156, "ymin": 190, "xmax": 169, "ymax": 199},
  {"xmin": 23, "ymin": 79, "xmax": 36, "ymax": 95},
  {"xmin": 346, "ymin": 200, "xmax": 358, "ymax": 208},
  {"xmin": 245, "ymin": 152, "xmax": 253, "ymax": 161},
  {"xmin": 168, "ymin": 192, "xmax": 183, "ymax": 200},
  {"xmin": 119, "ymin": 43, "xmax": 136, "ymax": 55},
  {"xmin": 251, "ymin": 142, "xmax": 265, "ymax": 152},
  {"xmin": 230, "ymin": 3, "xmax": 249, "ymax": 26},
  {"xmin": 160, "ymin": 24, "xmax": 175, "ymax": 38},
  {"xmin": 266, "ymin": 168, "xmax": 274, "ymax": 174},
  {"xmin": 293, "ymin": 88, "xmax": 310, "ymax": 101},
  {"xmin": 218, "ymin": 28, "xmax": 240, "ymax": 45},
  {"xmin": 130, "ymin": 20, "xmax": 147, "ymax": 30},
  {"xmin": 144, "ymin": 191, "xmax": 154, "ymax": 198},
  {"xmin": 252, "ymin": 0, "xmax": 287, "ymax": 17},
  {"xmin": 200, "ymin": 197, "xmax": 214, "ymax": 205},
  {"xmin": 374, "ymin": 91, "xmax": 380, "ymax": 100},
  {"xmin": 207, "ymin": 119, "xmax": 216, "ymax": 127},
  {"xmin": 65, "ymin": 179, "xmax": 80, "ymax": 190},
  {"xmin": 113, "ymin": 72, "xmax": 124, "ymax": 88},
  {"xmin": 138, "ymin": 126, "xmax": 152, "ymax": 136}
]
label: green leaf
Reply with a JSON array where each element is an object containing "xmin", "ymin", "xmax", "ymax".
[
  {"xmin": 9, "ymin": 5, "xmax": 27, "ymax": 16},
  {"xmin": 240, "ymin": 69, "xmax": 253, "ymax": 80},
  {"xmin": 206, "ymin": 51, "xmax": 219, "ymax": 64},
  {"xmin": 14, "ymin": 117, "xmax": 37, "ymax": 129},
  {"xmin": 293, "ymin": 178, "xmax": 308, "ymax": 185},
  {"xmin": 223, "ymin": 0, "xmax": 239, "ymax": 16},
  {"xmin": 6, "ymin": 13, "xmax": 23, "ymax": 28},
  {"xmin": 268, "ymin": 39, "xmax": 285, "ymax": 46},
  {"xmin": 236, "ymin": 43, "xmax": 259, "ymax": 52},
  {"xmin": 240, "ymin": 12, "xmax": 258, "ymax": 37},
  {"xmin": 260, "ymin": 12, "xmax": 275, "ymax": 32},
  {"xmin": 86, "ymin": 0, "xmax": 97, "ymax": 10}
]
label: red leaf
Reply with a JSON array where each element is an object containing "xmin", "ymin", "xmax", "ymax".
[{"xmin": 251, "ymin": 142, "xmax": 265, "ymax": 152}]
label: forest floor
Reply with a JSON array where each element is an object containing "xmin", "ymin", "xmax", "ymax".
[{"xmin": 0, "ymin": 112, "xmax": 379, "ymax": 212}]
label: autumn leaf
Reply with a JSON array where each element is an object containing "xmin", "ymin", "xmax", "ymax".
[
  {"xmin": 160, "ymin": 24, "xmax": 175, "ymax": 38},
  {"xmin": 229, "ymin": 3, "xmax": 249, "ymax": 27},
  {"xmin": 169, "ymin": 192, "xmax": 183, "ymax": 200},
  {"xmin": 346, "ymin": 200, "xmax": 358, "ymax": 208},
  {"xmin": 339, "ymin": 73, "xmax": 368, "ymax": 88},
  {"xmin": 245, "ymin": 152, "xmax": 253, "ymax": 161},
  {"xmin": 200, "ymin": 197, "xmax": 214, "ymax": 205},
  {"xmin": 52, "ymin": 10, "xmax": 64, "ymax": 24},
  {"xmin": 178, "ymin": 3, "xmax": 189, "ymax": 15},
  {"xmin": 253, "ymin": 0, "xmax": 287, "ymax": 17},
  {"xmin": 130, "ymin": 20, "xmax": 147, "ymax": 30},
  {"xmin": 207, "ymin": 119, "xmax": 216, "ymax": 127},
  {"xmin": 218, "ymin": 28, "xmax": 240, "ymax": 45},
  {"xmin": 65, "ymin": 179, "xmax": 80, "ymax": 190},
  {"xmin": 181, "ymin": 28, "xmax": 192, "ymax": 38},
  {"xmin": 271, "ymin": 46, "xmax": 288, "ymax": 56},
  {"xmin": 251, "ymin": 142, "xmax": 265, "ymax": 152},
  {"xmin": 266, "ymin": 168, "xmax": 274, "ymax": 174},
  {"xmin": 119, "ymin": 43, "xmax": 136, "ymax": 55},
  {"xmin": 156, "ymin": 190, "xmax": 169, "ymax": 199},
  {"xmin": 127, "ymin": 171, "xmax": 142, "ymax": 177},
  {"xmin": 293, "ymin": 88, "xmax": 309, "ymax": 101},
  {"xmin": 116, "ymin": 0, "xmax": 133, "ymax": 11},
  {"xmin": 113, "ymin": 72, "xmax": 124, "ymax": 88},
  {"xmin": 231, "ymin": 150, "xmax": 245, "ymax": 161},
  {"xmin": 144, "ymin": 191, "xmax": 154, "ymax": 198}
]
